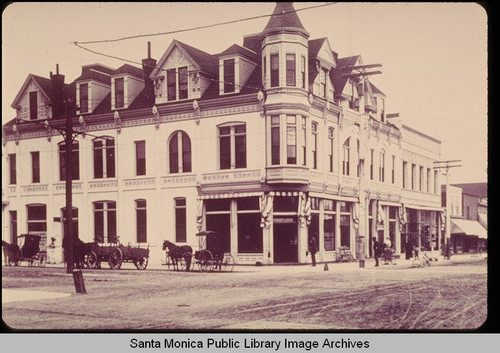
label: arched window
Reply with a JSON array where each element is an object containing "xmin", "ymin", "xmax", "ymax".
[
  {"xmin": 92, "ymin": 137, "xmax": 115, "ymax": 179},
  {"xmin": 169, "ymin": 131, "xmax": 191, "ymax": 173},
  {"xmin": 342, "ymin": 138, "xmax": 350, "ymax": 175}
]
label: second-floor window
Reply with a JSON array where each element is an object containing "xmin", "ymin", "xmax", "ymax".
[
  {"xmin": 224, "ymin": 59, "xmax": 235, "ymax": 93},
  {"xmin": 342, "ymin": 138, "xmax": 350, "ymax": 176},
  {"xmin": 115, "ymin": 78, "xmax": 124, "ymax": 108},
  {"xmin": 301, "ymin": 56, "xmax": 306, "ymax": 89},
  {"xmin": 219, "ymin": 124, "xmax": 246, "ymax": 170},
  {"xmin": 169, "ymin": 131, "xmax": 191, "ymax": 173},
  {"xmin": 79, "ymin": 83, "xmax": 88, "ymax": 113},
  {"xmin": 29, "ymin": 91, "xmax": 38, "ymax": 120},
  {"xmin": 427, "ymin": 168, "xmax": 431, "ymax": 193},
  {"xmin": 328, "ymin": 128, "xmax": 334, "ymax": 172},
  {"xmin": 392, "ymin": 156, "xmax": 396, "ymax": 184},
  {"xmin": 301, "ymin": 118, "xmax": 307, "ymax": 166},
  {"xmin": 93, "ymin": 137, "xmax": 115, "ymax": 179},
  {"xmin": 370, "ymin": 149, "xmax": 374, "ymax": 180},
  {"xmin": 434, "ymin": 170, "xmax": 439, "ymax": 194},
  {"xmin": 271, "ymin": 116, "xmax": 280, "ymax": 165},
  {"xmin": 379, "ymin": 152, "xmax": 385, "ymax": 182},
  {"xmin": 402, "ymin": 161, "xmax": 407, "ymax": 188},
  {"xmin": 311, "ymin": 122, "xmax": 318, "ymax": 169},
  {"xmin": 270, "ymin": 54, "xmax": 279, "ymax": 87},
  {"xmin": 135, "ymin": 140, "xmax": 146, "ymax": 176},
  {"xmin": 59, "ymin": 142, "xmax": 80, "ymax": 181},
  {"xmin": 419, "ymin": 166, "xmax": 424, "ymax": 192},
  {"xmin": 9, "ymin": 154, "xmax": 16, "ymax": 185},
  {"xmin": 286, "ymin": 115, "xmax": 297, "ymax": 164},
  {"xmin": 31, "ymin": 151, "xmax": 40, "ymax": 183},
  {"xmin": 411, "ymin": 164, "xmax": 416, "ymax": 190},
  {"xmin": 286, "ymin": 54, "xmax": 296, "ymax": 86}
]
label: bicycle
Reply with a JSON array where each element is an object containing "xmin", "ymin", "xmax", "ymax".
[{"xmin": 412, "ymin": 252, "xmax": 431, "ymax": 268}]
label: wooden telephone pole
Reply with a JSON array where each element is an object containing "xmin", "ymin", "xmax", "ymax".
[{"xmin": 433, "ymin": 160, "xmax": 462, "ymax": 255}]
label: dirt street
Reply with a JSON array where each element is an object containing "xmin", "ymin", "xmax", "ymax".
[{"xmin": 2, "ymin": 256, "xmax": 487, "ymax": 330}]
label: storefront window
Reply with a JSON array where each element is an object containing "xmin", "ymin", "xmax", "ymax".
[
  {"xmin": 324, "ymin": 213, "xmax": 336, "ymax": 251},
  {"xmin": 274, "ymin": 196, "xmax": 298, "ymax": 213},
  {"xmin": 340, "ymin": 215, "xmax": 350, "ymax": 248},
  {"xmin": 237, "ymin": 197, "xmax": 262, "ymax": 253}
]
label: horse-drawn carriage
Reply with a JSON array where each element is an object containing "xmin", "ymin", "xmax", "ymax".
[
  {"xmin": 75, "ymin": 240, "xmax": 149, "ymax": 270},
  {"xmin": 162, "ymin": 231, "xmax": 234, "ymax": 272},
  {"xmin": 2, "ymin": 233, "xmax": 47, "ymax": 267}
]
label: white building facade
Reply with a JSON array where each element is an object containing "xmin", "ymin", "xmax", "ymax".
[{"xmin": 2, "ymin": 3, "xmax": 444, "ymax": 267}]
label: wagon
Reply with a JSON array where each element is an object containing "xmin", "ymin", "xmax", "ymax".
[
  {"xmin": 194, "ymin": 231, "xmax": 234, "ymax": 272},
  {"xmin": 2, "ymin": 233, "xmax": 46, "ymax": 267},
  {"xmin": 84, "ymin": 241, "xmax": 149, "ymax": 270}
]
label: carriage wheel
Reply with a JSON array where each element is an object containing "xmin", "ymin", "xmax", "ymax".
[
  {"xmin": 198, "ymin": 250, "xmax": 214, "ymax": 272},
  {"xmin": 180, "ymin": 252, "xmax": 192, "ymax": 272},
  {"xmin": 134, "ymin": 256, "xmax": 148, "ymax": 270},
  {"xmin": 11, "ymin": 248, "xmax": 22, "ymax": 266},
  {"xmin": 87, "ymin": 251, "xmax": 99, "ymax": 269},
  {"xmin": 220, "ymin": 253, "xmax": 234, "ymax": 272},
  {"xmin": 108, "ymin": 248, "xmax": 123, "ymax": 270}
]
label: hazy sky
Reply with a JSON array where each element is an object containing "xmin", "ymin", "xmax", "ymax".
[{"xmin": 2, "ymin": 2, "xmax": 487, "ymax": 184}]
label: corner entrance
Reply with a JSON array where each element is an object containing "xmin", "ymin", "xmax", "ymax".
[{"xmin": 273, "ymin": 216, "xmax": 298, "ymax": 263}]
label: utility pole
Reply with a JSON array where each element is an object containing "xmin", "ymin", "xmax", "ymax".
[
  {"xmin": 64, "ymin": 98, "xmax": 75, "ymax": 273},
  {"xmin": 433, "ymin": 160, "xmax": 461, "ymax": 256}
]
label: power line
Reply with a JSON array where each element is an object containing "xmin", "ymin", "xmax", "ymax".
[{"xmin": 73, "ymin": 3, "xmax": 336, "ymax": 45}]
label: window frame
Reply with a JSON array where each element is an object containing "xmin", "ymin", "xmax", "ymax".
[
  {"xmin": 218, "ymin": 123, "xmax": 246, "ymax": 170},
  {"xmin": 342, "ymin": 138, "xmax": 350, "ymax": 176},
  {"xmin": 169, "ymin": 131, "xmax": 192, "ymax": 174},
  {"xmin": 271, "ymin": 116, "xmax": 280, "ymax": 165},
  {"xmin": 58, "ymin": 141, "xmax": 80, "ymax": 181},
  {"xmin": 223, "ymin": 59, "xmax": 235, "ymax": 93},
  {"xmin": 92, "ymin": 137, "xmax": 116, "ymax": 179},
  {"xmin": 29, "ymin": 91, "xmax": 38, "ymax": 120},
  {"xmin": 27, "ymin": 204, "xmax": 47, "ymax": 233},
  {"xmin": 286, "ymin": 53, "xmax": 296, "ymax": 86},
  {"xmin": 286, "ymin": 115, "xmax": 297, "ymax": 165},
  {"xmin": 9, "ymin": 153, "xmax": 16, "ymax": 185},
  {"xmin": 136, "ymin": 199, "xmax": 147, "ymax": 243},
  {"xmin": 114, "ymin": 77, "xmax": 125, "ymax": 109},
  {"xmin": 135, "ymin": 140, "xmax": 146, "ymax": 176},
  {"xmin": 174, "ymin": 197, "xmax": 187, "ymax": 243},
  {"xmin": 93, "ymin": 201, "xmax": 117, "ymax": 243},
  {"xmin": 79, "ymin": 83, "xmax": 89, "ymax": 113},
  {"xmin": 311, "ymin": 122, "xmax": 318, "ymax": 169},
  {"xmin": 328, "ymin": 127, "xmax": 334, "ymax": 172},
  {"xmin": 31, "ymin": 151, "xmax": 40, "ymax": 183},
  {"xmin": 270, "ymin": 54, "xmax": 279, "ymax": 87}
]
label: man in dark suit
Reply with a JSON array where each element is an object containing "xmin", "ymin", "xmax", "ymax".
[{"xmin": 373, "ymin": 237, "xmax": 381, "ymax": 267}]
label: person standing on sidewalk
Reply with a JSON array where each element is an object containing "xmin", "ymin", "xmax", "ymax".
[
  {"xmin": 308, "ymin": 235, "xmax": 318, "ymax": 267},
  {"xmin": 373, "ymin": 237, "xmax": 381, "ymax": 267}
]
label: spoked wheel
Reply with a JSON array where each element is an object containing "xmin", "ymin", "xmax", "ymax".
[
  {"xmin": 108, "ymin": 248, "xmax": 123, "ymax": 270},
  {"xmin": 412, "ymin": 258, "xmax": 422, "ymax": 268},
  {"xmin": 38, "ymin": 253, "xmax": 47, "ymax": 267},
  {"xmin": 86, "ymin": 251, "xmax": 99, "ymax": 269},
  {"xmin": 198, "ymin": 250, "xmax": 214, "ymax": 272},
  {"xmin": 180, "ymin": 252, "xmax": 192, "ymax": 271},
  {"xmin": 134, "ymin": 256, "xmax": 148, "ymax": 270},
  {"xmin": 220, "ymin": 253, "xmax": 234, "ymax": 272}
]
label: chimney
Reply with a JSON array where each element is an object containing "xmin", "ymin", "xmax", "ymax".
[
  {"xmin": 142, "ymin": 41, "xmax": 157, "ymax": 106},
  {"xmin": 50, "ymin": 64, "xmax": 65, "ymax": 118}
]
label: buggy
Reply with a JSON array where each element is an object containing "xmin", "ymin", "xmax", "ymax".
[
  {"xmin": 2, "ymin": 233, "xmax": 46, "ymax": 267},
  {"xmin": 194, "ymin": 231, "xmax": 234, "ymax": 272}
]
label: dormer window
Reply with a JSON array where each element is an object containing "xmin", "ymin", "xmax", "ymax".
[
  {"xmin": 320, "ymin": 69, "xmax": 327, "ymax": 98},
  {"xmin": 29, "ymin": 91, "xmax": 38, "ymax": 120},
  {"xmin": 286, "ymin": 54, "xmax": 296, "ymax": 86},
  {"xmin": 167, "ymin": 66, "xmax": 188, "ymax": 101},
  {"xmin": 80, "ymin": 83, "xmax": 89, "ymax": 113},
  {"xmin": 223, "ymin": 59, "xmax": 235, "ymax": 93},
  {"xmin": 114, "ymin": 78, "xmax": 124, "ymax": 109}
]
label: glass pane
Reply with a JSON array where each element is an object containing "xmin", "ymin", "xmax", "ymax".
[
  {"xmin": 324, "ymin": 213, "xmax": 335, "ymax": 251},
  {"xmin": 27, "ymin": 205, "xmax": 46, "ymax": 221},
  {"xmin": 274, "ymin": 196, "xmax": 298, "ymax": 212},
  {"xmin": 94, "ymin": 211, "xmax": 104, "ymax": 242},
  {"xmin": 219, "ymin": 135, "xmax": 231, "ymax": 169},
  {"xmin": 340, "ymin": 201, "xmax": 350, "ymax": 213},
  {"xmin": 107, "ymin": 210, "xmax": 117, "ymax": 242},
  {"xmin": 175, "ymin": 207, "xmax": 186, "ymax": 242},
  {"xmin": 238, "ymin": 213, "xmax": 263, "ymax": 253},
  {"xmin": 205, "ymin": 199, "xmax": 230, "ymax": 212},
  {"xmin": 340, "ymin": 215, "xmax": 350, "ymax": 248},
  {"xmin": 175, "ymin": 198, "xmax": 186, "ymax": 207},
  {"xmin": 136, "ymin": 200, "xmax": 146, "ymax": 208},
  {"xmin": 237, "ymin": 197, "xmax": 259, "ymax": 211},
  {"xmin": 219, "ymin": 126, "xmax": 230, "ymax": 135},
  {"xmin": 106, "ymin": 146, "xmax": 115, "ymax": 178},
  {"xmin": 94, "ymin": 148, "xmax": 103, "ymax": 178},
  {"xmin": 235, "ymin": 135, "xmax": 246, "ymax": 168}
]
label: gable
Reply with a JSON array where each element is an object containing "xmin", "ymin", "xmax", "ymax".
[
  {"xmin": 151, "ymin": 41, "xmax": 201, "ymax": 77},
  {"xmin": 11, "ymin": 75, "xmax": 51, "ymax": 110},
  {"xmin": 317, "ymin": 39, "xmax": 335, "ymax": 67}
]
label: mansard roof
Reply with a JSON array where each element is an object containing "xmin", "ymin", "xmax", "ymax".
[
  {"xmin": 75, "ymin": 68, "xmax": 112, "ymax": 85},
  {"xmin": 262, "ymin": 2, "xmax": 309, "ymax": 38}
]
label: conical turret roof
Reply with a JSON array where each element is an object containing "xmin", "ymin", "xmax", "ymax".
[{"xmin": 262, "ymin": 2, "xmax": 309, "ymax": 37}]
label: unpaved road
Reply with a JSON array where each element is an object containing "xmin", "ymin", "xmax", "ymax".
[{"xmin": 2, "ymin": 257, "xmax": 487, "ymax": 330}]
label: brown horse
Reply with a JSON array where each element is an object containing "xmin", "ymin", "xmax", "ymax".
[
  {"xmin": 2, "ymin": 240, "xmax": 21, "ymax": 266},
  {"xmin": 162, "ymin": 240, "xmax": 192, "ymax": 271}
]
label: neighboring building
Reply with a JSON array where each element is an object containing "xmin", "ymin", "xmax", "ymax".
[
  {"xmin": 442, "ymin": 183, "xmax": 487, "ymax": 253},
  {"xmin": 2, "ymin": 2, "xmax": 444, "ymax": 266}
]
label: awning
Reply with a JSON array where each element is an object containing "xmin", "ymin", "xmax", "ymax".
[
  {"xmin": 378, "ymin": 201, "xmax": 402, "ymax": 207},
  {"xmin": 198, "ymin": 191, "xmax": 263, "ymax": 200},
  {"xmin": 309, "ymin": 192, "xmax": 358, "ymax": 202},
  {"xmin": 404, "ymin": 204, "xmax": 444, "ymax": 212},
  {"xmin": 451, "ymin": 218, "xmax": 487, "ymax": 239}
]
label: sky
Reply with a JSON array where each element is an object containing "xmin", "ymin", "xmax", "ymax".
[{"xmin": 2, "ymin": 2, "xmax": 487, "ymax": 185}]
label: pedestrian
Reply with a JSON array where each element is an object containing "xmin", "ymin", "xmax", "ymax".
[
  {"xmin": 308, "ymin": 235, "xmax": 318, "ymax": 267},
  {"xmin": 405, "ymin": 240, "xmax": 413, "ymax": 260},
  {"xmin": 47, "ymin": 237, "xmax": 57, "ymax": 264},
  {"xmin": 373, "ymin": 237, "xmax": 381, "ymax": 267}
]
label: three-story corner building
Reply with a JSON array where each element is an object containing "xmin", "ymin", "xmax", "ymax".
[{"xmin": 2, "ymin": 2, "xmax": 445, "ymax": 266}]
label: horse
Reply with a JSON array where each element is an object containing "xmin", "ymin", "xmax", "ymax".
[
  {"xmin": 162, "ymin": 240, "xmax": 192, "ymax": 271},
  {"xmin": 2, "ymin": 240, "xmax": 21, "ymax": 266},
  {"xmin": 73, "ymin": 239, "xmax": 95, "ymax": 269}
]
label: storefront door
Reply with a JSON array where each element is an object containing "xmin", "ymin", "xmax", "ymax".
[{"xmin": 273, "ymin": 216, "xmax": 298, "ymax": 263}]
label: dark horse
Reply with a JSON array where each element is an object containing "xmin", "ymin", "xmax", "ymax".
[
  {"xmin": 2, "ymin": 240, "xmax": 21, "ymax": 266},
  {"xmin": 72, "ymin": 239, "xmax": 95, "ymax": 269},
  {"xmin": 162, "ymin": 240, "xmax": 192, "ymax": 271}
]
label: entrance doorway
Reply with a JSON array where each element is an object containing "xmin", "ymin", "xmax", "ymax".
[{"xmin": 273, "ymin": 216, "xmax": 298, "ymax": 263}]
